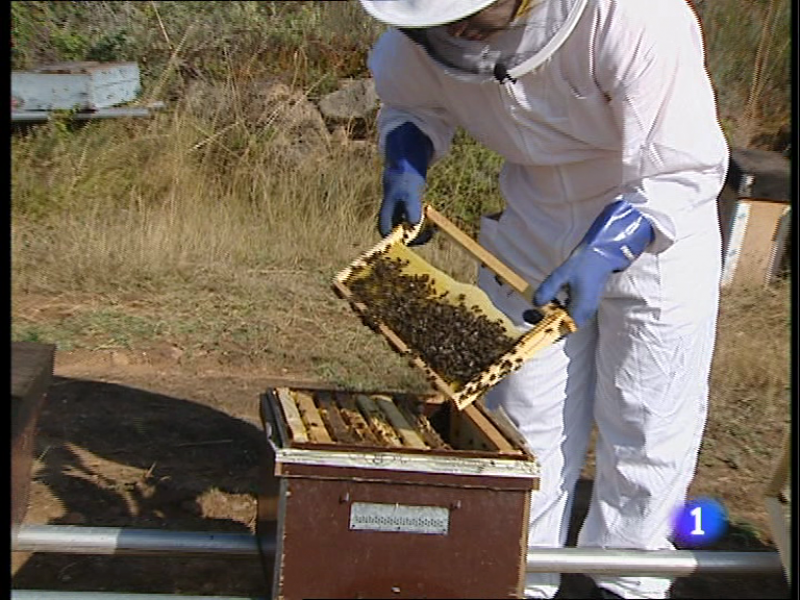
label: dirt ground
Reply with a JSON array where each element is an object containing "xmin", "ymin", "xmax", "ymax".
[{"xmin": 12, "ymin": 345, "xmax": 791, "ymax": 599}]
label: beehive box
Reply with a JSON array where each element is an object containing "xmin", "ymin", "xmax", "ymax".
[
  {"xmin": 257, "ymin": 385, "xmax": 539, "ymax": 600},
  {"xmin": 333, "ymin": 206, "xmax": 576, "ymax": 410},
  {"xmin": 718, "ymin": 148, "xmax": 791, "ymax": 287},
  {"xmin": 12, "ymin": 61, "xmax": 141, "ymax": 111}
]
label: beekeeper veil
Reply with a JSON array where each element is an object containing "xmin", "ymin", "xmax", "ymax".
[{"xmin": 359, "ymin": 0, "xmax": 589, "ymax": 82}]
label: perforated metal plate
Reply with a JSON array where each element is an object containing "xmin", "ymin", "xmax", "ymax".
[{"xmin": 349, "ymin": 502, "xmax": 450, "ymax": 535}]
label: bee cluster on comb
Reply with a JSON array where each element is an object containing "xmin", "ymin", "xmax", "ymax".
[{"xmin": 347, "ymin": 251, "xmax": 519, "ymax": 389}]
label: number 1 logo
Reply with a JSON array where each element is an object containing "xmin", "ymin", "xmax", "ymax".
[
  {"xmin": 690, "ymin": 506, "xmax": 705, "ymax": 536},
  {"xmin": 674, "ymin": 498, "xmax": 727, "ymax": 547}
]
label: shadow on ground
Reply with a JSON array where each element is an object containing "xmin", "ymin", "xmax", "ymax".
[{"xmin": 13, "ymin": 376, "xmax": 270, "ymax": 597}]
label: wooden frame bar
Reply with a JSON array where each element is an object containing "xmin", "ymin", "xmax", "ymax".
[
  {"xmin": 276, "ymin": 388, "xmax": 308, "ymax": 444},
  {"xmin": 764, "ymin": 431, "xmax": 790, "ymax": 582}
]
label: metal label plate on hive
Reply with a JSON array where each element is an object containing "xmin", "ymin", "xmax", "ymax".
[{"xmin": 349, "ymin": 502, "xmax": 450, "ymax": 535}]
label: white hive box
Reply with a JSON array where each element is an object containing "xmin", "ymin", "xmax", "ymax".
[
  {"xmin": 12, "ymin": 61, "xmax": 141, "ymax": 111},
  {"xmin": 717, "ymin": 148, "xmax": 791, "ymax": 288}
]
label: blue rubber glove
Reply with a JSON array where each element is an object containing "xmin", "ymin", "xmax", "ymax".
[
  {"xmin": 533, "ymin": 199, "xmax": 655, "ymax": 328},
  {"xmin": 380, "ymin": 122, "xmax": 434, "ymax": 243}
]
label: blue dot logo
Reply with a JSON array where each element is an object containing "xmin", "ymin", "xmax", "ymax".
[{"xmin": 673, "ymin": 497, "xmax": 728, "ymax": 547}]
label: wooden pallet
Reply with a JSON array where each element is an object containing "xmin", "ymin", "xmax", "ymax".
[
  {"xmin": 333, "ymin": 205, "xmax": 576, "ymax": 411},
  {"xmin": 269, "ymin": 387, "xmax": 525, "ymax": 456}
]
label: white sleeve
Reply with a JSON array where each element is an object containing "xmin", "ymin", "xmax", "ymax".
[
  {"xmin": 593, "ymin": 0, "xmax": 729, "ymax": 253},
  {"xmin": 368, "ymin": 28, "xmax": 458, "ymax": 164}
]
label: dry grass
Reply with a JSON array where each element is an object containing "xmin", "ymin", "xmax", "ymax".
[
  {"xmin": 709, "ymin": 280, "xmax": 791, "ymax": 439},
  {"xmin": 12, "ymin": 116, "xmax": 378, "ymax": 293},
  {"xmin": 694, "ymin": 0, "xmax": 791, "ymax": 148},
  {"xmin": 690, "ymin": 279, "xmax": 791, "ymax": 542},
  {"xmin": 11, "ymin": 92, "xmax": 417, "ymax": 389},
  {"xmin": 11, "ymin": 1, "xmax": 791, "ymax": 149}
]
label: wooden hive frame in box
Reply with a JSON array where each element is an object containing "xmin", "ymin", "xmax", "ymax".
[
  {"xmin": 333, "ymin": 205, "xmax": 576, "ymax": 411},
  {"xmin": 268, "ymin": 385, "xmax": 532, "ymax": 457}
]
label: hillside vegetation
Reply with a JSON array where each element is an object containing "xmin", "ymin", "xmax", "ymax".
[{"xmin": 11, "ymin": 0, "xmax": 791, "ymax": 148}]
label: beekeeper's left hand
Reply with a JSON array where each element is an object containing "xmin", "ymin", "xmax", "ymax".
[
  {"xmin": 533, "ymin": 198, "xmax": 654, "ymax": 328},
  {"xmin": 379, "ymin": 122, "xmax": 434, "ymax": 244}
]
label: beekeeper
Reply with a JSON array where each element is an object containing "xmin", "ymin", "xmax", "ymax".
[{"xmin": 357, "ymin": 0, "xmax": 728, "ymax": 598}]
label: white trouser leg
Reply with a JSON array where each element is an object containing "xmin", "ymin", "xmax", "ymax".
[
  {"xmin": 578, "ymin": 238, "xmax": 721, "ymax": 599},
  {"xmin": 479, "ymin": 268, "xmax": 598, "ymax": 599}
]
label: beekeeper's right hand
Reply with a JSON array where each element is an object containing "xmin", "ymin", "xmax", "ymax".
[
  {"xmin": 379, "ymin": 122, "xmax": 434, "ymax": 243},
  {"xmin": 533, "ymin": 198, "xmax": 654, "ymax": 329}
]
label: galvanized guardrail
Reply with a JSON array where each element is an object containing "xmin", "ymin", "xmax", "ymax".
[
  {"xmin": 13, "ymin": 523, "xmax": 783, "ymax": 573},
  {"xmin": 12, "ymin": 525, "xmax": 266, "ymax": 558}
]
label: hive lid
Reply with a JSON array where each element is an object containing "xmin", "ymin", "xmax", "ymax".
[
  {"xmin": 727, "ymin": 148, "xmax": 791, "ymax": 202},
  {"xmin": 333, "ymin": 206, "xmax": 576, "ymax": 410}
]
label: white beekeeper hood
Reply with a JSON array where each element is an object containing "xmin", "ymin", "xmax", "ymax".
[
  {"xmin": 358, "ymin": 0, "xmax": 499, "ymax": 29},
  {"xmin": 360, "ymin": 0, "xmax": 588, "ymax": 81}
]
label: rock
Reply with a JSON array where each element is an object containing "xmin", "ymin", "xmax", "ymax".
[
  {"xmin": 247, "ymin": 81, "xmax": 330, "ymax": 148},
  {"xmin": 181, "ymin": 79, "xmax": 331, "ymax": 153},
  {"xmin": 318, "ymin": 78, "xmax": 378, "ymax": 122}
]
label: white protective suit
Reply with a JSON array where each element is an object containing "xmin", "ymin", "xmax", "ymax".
[{"xmin": 367, "ymin": 0, "xmax": 728, "ymax": 598}]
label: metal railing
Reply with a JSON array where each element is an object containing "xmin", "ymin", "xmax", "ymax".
[
  {"xmin": 13, "ymin": 525, "xmax": 267, "ymax": 558},
  {"xmin": 12, "ymin": 523, "xmax": 784, "ymax": 599}
]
